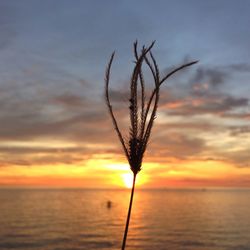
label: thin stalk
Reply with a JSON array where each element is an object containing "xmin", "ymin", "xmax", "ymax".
[
  {"xmin": 121, "ymin": 173, "xmax": 137, "ymax": 250},
  {"xmin": 105, "ymin": 42, "xmax": 197, "ymax": 250}
]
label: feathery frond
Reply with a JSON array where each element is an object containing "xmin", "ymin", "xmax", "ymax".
[
  {"xmin": 105, "ymin": 52, "xmax": 129, "ymax": 161},
  {"xmin": 104, "ymin": 41, "xmax": 198, "ymax": 250}
]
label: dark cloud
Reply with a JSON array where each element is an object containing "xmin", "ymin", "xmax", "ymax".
[
  {"xmin": 108, "ymin": 89, "xmax": 129, "ymax": 103},
  {"xmin": 163, "ymin": 95, "xmax": 248, "ymax": 117},
  {"xmin": 148, "ymin": 133, "xmax": 206, "ymax": 161},
  {"xmin": 0, "ymin": 73, "xmax": 110, "ymax": 142},
  {"xmin": 220, "ymin": 96, "xmax": 248, "ymax": 110},
  {"xmin": 156, "ymin": 121, "xmax": 221, "ymax": 133},
  {"xmin": 0, "ymin": 145, "xmax": 87, "ymax": 167},
  {"xmin": 188, "ymin": 63, "xmax": 250, "ymax": 96},
  {"xmin": 0, "ymin": 145, "xmax": 120, "ymax": 167},
  {"xmin": 0, "ymin": 146, "xmax": 86, "ymax": 154},
  {"xmin": 192, "ymin": 67, "xmax": 228, "ymax": 87},
  {"xmin": 0, "ymin": 154, "xmax": 85, "ymax": 167},
  {"xmin": 53, "ymin": 93, "xmax": 86, "ymax": 107},
  {"xmin": 223, "ymin": 112, "xmax": 250, "ymax": 120},
  {"xmin": 156, "ymin": 59, "xmax": 250, "ymax": 120},
  {"xmin": 220, "ymin": 149, "xmax": 250, "ymax": 168},
  {"xmin": 0, "ymin": 109, "xmax": 109, "ymax": 141},
  {"xmin": 226, "ymin": 63, "xmax": 250, "ymax": 73},
  {"xmin": 229, "ymin": 125, "xmax": 250, "ymax": 136}
]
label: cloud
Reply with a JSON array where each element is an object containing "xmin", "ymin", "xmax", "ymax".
[
  {"xmin": 188, "ymin": 63, "xmax": 250, "ymax": 101},
  {"xmin": 53, "ymin": 93, "xmax": 86, "ymax": 107},
  {"xmin": 156, "ymin": 60, "xmax": 250, "ymax": 120},
  {"xmin": 147, "ymin": 132, "xmax": 206, "ymax": 161},
  {"xmin": 191, "ymin": 67, "xmax": 228, "ymax": 87},
  {"xmin": 0, "ymin": 67, "xmax": 110, "ymax": 142},
  {"xmin": 0, "ymin": 108, "xmax": 110, "ymax": 141},
  {"xmin": 1, "ymin": 54, "xmax": 249, "ymax": 172},
  {"xmin": 162, "ymin": 94, "xmax": 248, "ymax": 117},
  {"xmin": 157, "ymin": 120, "xmax": 220, "ymax": 132},
  {"xmin": 223, "ymin": 112, "xmax": 250, "ymax": 120},
  {"xmin": 220, "ymin": 149, "xmax": 250, "ymax": 168},
  {"xmin": 226, "ymin": 63, "xmax": 250, "ymax": 73},
  {"xmin": 0, "ymin": 144, "xmax": 120, "ymax": 167},
  {"xmin": 229, "ymin": 125, "xmax": 250, "ymax": 136},
  {"xmin": 0, "ymin": 146, "xmax": 84, "ymax": 167},
  {"xmin": 108, "ymin": 89, "xmax": 129, "ymax": 103}
]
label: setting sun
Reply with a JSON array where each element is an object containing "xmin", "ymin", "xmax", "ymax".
[{"xmin": 122, "ymin": 173, "xmax": 134, "ymax": 188}]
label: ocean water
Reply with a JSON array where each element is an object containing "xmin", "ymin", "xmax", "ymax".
[{"xmin": 0, "ymin": 189, "xmax": 250, "ymax": 250}]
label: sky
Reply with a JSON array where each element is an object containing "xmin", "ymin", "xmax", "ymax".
[{"xmin": 0, "ymin": 0, "xmax": 250, "ymax": 188}]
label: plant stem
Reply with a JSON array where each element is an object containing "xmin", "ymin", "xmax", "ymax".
[{"xmin": 121, "ymin": 173, "xmax": 137, "ymax": 250}]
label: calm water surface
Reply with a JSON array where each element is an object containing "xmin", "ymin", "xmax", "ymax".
[{"xmin": 0, "ymin": 189, "xmax": 250, "ymax": 250}]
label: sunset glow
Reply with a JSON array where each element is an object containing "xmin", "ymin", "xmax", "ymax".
[
  {"xmin": 0, "ymin": 1, "xmax": 250, "ymax": 189},
  {"xmin": 122, "ymin": 173, "xmax": 133, "ymax": 189}
]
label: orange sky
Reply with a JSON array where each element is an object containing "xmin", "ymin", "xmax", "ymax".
[
  {"xmin": 0, "ymin": 79, "xmax": 250, "ymax": 188},
  {"xmin": 1, "ymin": 82, "xmax": 249, "ymax": 188},
  {"xmin": 1, "ymin": 149, "xmax": 250, "ymax": 189}
]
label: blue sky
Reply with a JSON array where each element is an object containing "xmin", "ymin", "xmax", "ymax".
[
  {"xmin": 1, "ymin": 0, "xmax": 250, "ymax": 91},
  {"xmin": 0, "ymin": 0, "xmax": 250, "ymax": 187}
]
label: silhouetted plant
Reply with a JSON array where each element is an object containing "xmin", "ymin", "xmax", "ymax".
[{"xmin": 105, "ymin": 41, "xmax": 197, "ymax": 250}]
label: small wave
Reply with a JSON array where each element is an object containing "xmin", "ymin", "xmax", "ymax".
[
  {"xmin": 77, "ymin": 233, "xmax": 104, "ymax": 239},
  {"xmin": 0, "ymin": 237, "xmax": 72, "ymax": 249},
  {"xmin": 78, "ymin": 240, "xmax": 115, "ymax": 249},
  {"xmin": 179, "ymin": 239, "xmax": 207, "ymax": 247}
]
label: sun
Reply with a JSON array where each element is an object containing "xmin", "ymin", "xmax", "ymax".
[{"xmin": 122, "ymin": 173, "xmax": 134, "ymax": 188}]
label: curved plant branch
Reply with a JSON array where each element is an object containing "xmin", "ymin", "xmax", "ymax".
[{"xmin": 105, "ymin": 41, "xmax": 198, "ymax": 250}]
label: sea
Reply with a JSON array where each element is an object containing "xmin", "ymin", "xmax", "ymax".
[{"xmin": 0, "ymin": 188, "xmax": 250, "ymax": 250}]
